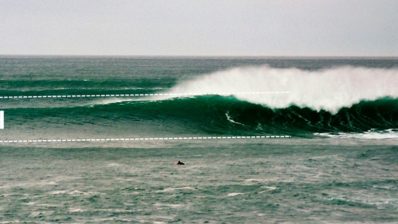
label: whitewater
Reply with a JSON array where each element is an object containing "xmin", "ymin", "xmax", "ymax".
[{"xmin": 164, "ymin": 65, "xmax": 398, "ymax": 113}]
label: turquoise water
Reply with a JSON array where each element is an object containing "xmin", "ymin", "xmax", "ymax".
[{"xmin": 0, "ymin": 57, "xmax": 397, "ymax": 223}]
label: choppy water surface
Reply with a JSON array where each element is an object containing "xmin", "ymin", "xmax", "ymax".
[{"xmin": 1, "ymin": 139, "xmax": 397, "ymax": 223}]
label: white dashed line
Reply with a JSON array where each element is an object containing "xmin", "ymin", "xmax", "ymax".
[
  {"xmin": 0, "ymin": 91, "xmax": 289, "ymax": 100},
  {"xmin": 0, "ymin": 135, "xmax": 291, "ymax": 144}
]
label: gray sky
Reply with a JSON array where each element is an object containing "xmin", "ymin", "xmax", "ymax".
[{"xmin": 0, "ymin": 0, "xmax": 397, "ymax": 56}]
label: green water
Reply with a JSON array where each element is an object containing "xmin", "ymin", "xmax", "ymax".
[
  {"xmin": 1, "ymin": 57, "xmax": 398, "ymax": 223},
  {"xmin": 1, "ymin": 139, "xmax": 397, "ymax": 223}
]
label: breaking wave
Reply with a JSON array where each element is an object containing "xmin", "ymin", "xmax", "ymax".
[
  {"xmin": 161, "ymin": 65, "xmax": 398, "ymax": 113},
  {"xmin": 7, "ymin": 95, "xmax": 398, "ymax": 137},
  {"xmin": 3, "ymin": 65, "xmax": 398, "ymax": 138}
]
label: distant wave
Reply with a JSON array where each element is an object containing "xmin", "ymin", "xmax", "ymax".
[{"xmin": 159, "ymin": 65, "xmax": 398, "ymax": 113}]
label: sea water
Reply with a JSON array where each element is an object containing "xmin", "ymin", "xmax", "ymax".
[{"xmin": 0, "ymin": 57, "xmax": 397, "ymax": 223}]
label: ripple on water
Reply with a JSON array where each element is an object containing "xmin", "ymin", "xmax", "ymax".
[
  {"xmin": 154, "ymin": 203, "xmax": 185, "ymax": 209},
  {"xmin": 227, "ymin": 192, "xmax": 244, "ymax": 197},
  {"xmin": 156, "ymin": 186, "xmax": 195, "ymax": 193},
  {"xmin": 47, "ymin": 189, "xmax": 99, "ymax": 196}
]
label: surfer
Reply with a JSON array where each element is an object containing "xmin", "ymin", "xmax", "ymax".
[{"xmin": 177, "ymin": 160, "xmax": 185, "ymax": 165}]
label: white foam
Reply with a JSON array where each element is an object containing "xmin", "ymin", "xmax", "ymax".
[
  {"xmin": 315, "ymin": 129, "xmax": 398, "ymax": 139},
  {"xmin": 48, "ymin": 190, "xmax": 68, "ymax": 195},
  {"xmin": 69, "ymin": 208, "xmax": 85, "ymax": 213},
  {"xmin": 106, "ymin": 162, "xmax": 122, "ymax": 167},
  {"xmin": 162, "ymin": 65, "xmax": 398, "ymax": 113},
  {"xmin": 225, "ymin": 111, "xmax": 245, "ymax": 126},
  {"xmin": 154, "ymin": 203, "xmax": 184, "ymax": 208},
  {"xmin": 157, "ymin": 186, "xmax": 195, "ymax": 193},
  {"xmin": 227, "ymin": 192, "xmax": 244, "ymax": 197}
]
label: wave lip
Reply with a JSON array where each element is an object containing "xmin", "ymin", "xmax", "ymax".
[{"xmin": 160, "ymin": 65, "xmax": 398, "ymax": 113}]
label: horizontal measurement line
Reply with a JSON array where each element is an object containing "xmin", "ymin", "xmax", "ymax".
[
  {"xmin": 0, "ymin": 135, "xmax": 291, "ymax": 144},
  {"xmin": 0, "ymin": 91, "xmax": 289, "ymax": 99}
]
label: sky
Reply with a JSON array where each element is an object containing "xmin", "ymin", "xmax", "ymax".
[{"xmin": 0, "ymin": 0, "xmax": 397, "ymax": 56}]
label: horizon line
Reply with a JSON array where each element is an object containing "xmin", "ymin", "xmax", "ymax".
[{"xmin": 1, "ymin": 54, "xmax": 398, "ymax": 59}]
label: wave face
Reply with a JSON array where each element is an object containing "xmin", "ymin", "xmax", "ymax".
[
  {"xmin": 93, "ymin": 96, "xmax": 398, "ymax": 135},
  {"xmin": 163, "ymin": 66, "xmax": 398, "ymax": 113},
  {"xmin": 6, "ymin": 96, "xmax": 398, "ymax": 138}
]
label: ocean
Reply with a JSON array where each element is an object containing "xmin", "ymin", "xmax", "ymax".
[{"xmin": 0, "ymin": 56, "xmax": 397, "ymax": 223}]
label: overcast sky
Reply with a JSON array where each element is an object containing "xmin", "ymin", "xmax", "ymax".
[{"xmin": 0, "ymin": 0, "xmax": 397, "ymax": 56}]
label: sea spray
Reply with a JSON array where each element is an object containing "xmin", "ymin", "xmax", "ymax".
[{"xmin": 162, "ymin": 65, "xmax": 398, "ymax": 113}]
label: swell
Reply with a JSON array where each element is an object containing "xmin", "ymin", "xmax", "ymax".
[
  {"xmin": 0, "ymin": 78, "xmax": 175, "ymax": 93},
  {"xmin": 6, "ymin": 96, "xmax": 398, "ymax": 136}
]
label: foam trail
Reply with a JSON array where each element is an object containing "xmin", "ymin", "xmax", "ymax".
[
  {"xmin": 161, "ymin": 65, "xmax": 398, "ymax": 113},
  {"xmin": 225, "ymin": 111, "xmax": 245, "ymax": 126},
  {"xmin": 315, "ymin": 129, "xmax": 398, "ymax": 139}
]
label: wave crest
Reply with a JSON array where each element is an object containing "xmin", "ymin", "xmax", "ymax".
[{"xmin": 162, "ymin": 65, "xmax": 398, "ymax": 113}]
